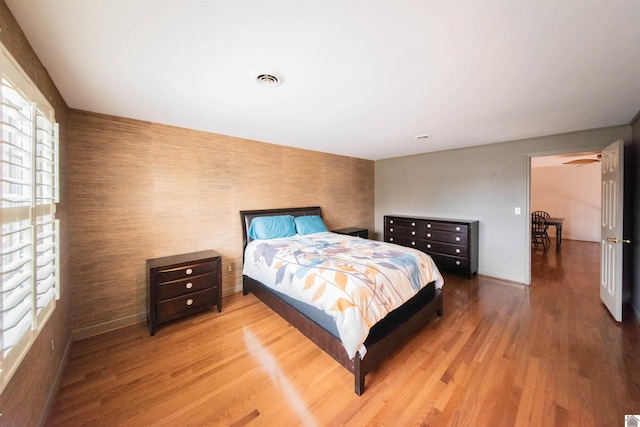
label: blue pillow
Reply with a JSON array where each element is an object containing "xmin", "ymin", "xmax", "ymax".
[
  {"xmin": 294, "ymin": 215, "xmax": 328, "ymax": 235},
  {"xmin": 248, "ymin": 215, "xmax": 296, "ymax": 240}
]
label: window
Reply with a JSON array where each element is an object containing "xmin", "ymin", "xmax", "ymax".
[{"xmin": 0, "ymin": 44, "xmax": 59, "ymax": 392}]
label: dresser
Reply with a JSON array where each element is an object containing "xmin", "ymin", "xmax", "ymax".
[
  {"xmin": 147, "ymin": 250, "xmax": 222, "ymax": 336},
  {"xmin": 384, "ymin": 215, "xmax": 479, "ymax": 278}
]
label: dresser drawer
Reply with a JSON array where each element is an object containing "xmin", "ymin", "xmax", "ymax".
[
  {"xmin": 156, "ymin": 272, "xmax": 216, "ymax": 301},
  {"xmin": 421, "ymin": 240, "xmax": 468, "ymax": 257},
  {"xmin": 386, "ymin": 217, "xmax": 420, "ymax": 228},
  {"xmin": 155, "ymin": 260, "xmax": 218, "ymax": 283},
  {"xmin": 422, "ymin": 221, "xmax": 468, "ymax": 233},
  {"xmin": 385, "ymin": 235, "xmax": 420, "ymax": 248},
  {"xmin": 156, "ymin": 287, "xmax": 218, "ymax": 324},
  {"xmin": 423, "ymin": 229, "xmax": 468, "ymax": 245},
  {"xmin": 386, "ymin": 225, "xmax": 420, "ymax": 238},
  {"xmin": 428, "ymin": 253, "xmax": 469, "ymax": 274}
]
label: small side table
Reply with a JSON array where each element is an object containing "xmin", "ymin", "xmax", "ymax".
[
  {"xmin": 147, "ymin": 250, "xmax": 222, "ymax": 336},
  {"xmin": 332, "ymin": 227, "xmax": 369, "ymax": 239}
]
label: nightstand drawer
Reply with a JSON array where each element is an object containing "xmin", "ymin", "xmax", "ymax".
[
  {"xmin": 156, "ymin": 287, "xmax": 218, "ymax": 323},
  {"xmin": 155, "ymin": 260, "xmax": 218, "ymax": 284},
  {"xmin": 156, "ymin": 272, "xmax": 216, "ymax": 301}
]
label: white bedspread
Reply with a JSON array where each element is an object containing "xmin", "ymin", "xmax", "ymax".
[{"xmin": 242, "ymin": 232, "xmax": 444, "ymax": 359}]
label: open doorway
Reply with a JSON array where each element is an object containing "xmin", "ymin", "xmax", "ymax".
[{"xmin": 528, "ymin": 151, "xmax": 602, "ymax": 280}]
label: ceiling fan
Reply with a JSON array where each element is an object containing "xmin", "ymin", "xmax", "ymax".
[{"xmin": 562, "ymin": 153, "xmax": 602, "ymax": 166}]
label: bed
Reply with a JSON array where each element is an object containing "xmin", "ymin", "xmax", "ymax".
[{"xmin": 240, "ymin": 207, "xmax": 444, "ymax": 395}]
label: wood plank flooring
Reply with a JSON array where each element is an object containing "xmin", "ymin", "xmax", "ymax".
[{"xmin": 46, "ymin": 240, "xmax": 640, "ymax": 426}]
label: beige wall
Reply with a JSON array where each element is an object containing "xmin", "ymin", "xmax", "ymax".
[
  {"xmin": 68, "ymin": 110, "xmax": 374, "ymax": 336},
  {"xmin": 0, "ymin": 2, "xmax": 71, "ymax": 426},
  {"xmin": 531, "ymin": 162, "xmax": 601, "ymax": 242}
]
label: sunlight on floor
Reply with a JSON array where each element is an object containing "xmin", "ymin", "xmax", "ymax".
[{"xmin": 243, "ymin": 327, "xmax": 318, "ymax": 426}]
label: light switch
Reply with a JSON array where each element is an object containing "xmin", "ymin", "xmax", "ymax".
[{"xmin": 515, "ymin": 207, "xmax": 521, "ymax": 215}]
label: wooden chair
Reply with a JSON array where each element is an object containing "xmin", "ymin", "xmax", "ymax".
[
  {"xmin": 531, "ymin": 213, "xmax": 551, "ymax": 249},
  {"xmin": 532, "ymin": 210, "xmax": 550, "ymax": 220}
]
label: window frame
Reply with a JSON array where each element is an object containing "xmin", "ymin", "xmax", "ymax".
[{"xmin": 0, "ymin": 42, "xmax": 60, "ymax": 393}]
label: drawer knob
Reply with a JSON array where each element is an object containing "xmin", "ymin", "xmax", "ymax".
[
  {"xmin": 390, "ymin": 228, "xmax": 394, "ymax": 232},
  {"xmin": 456, "ymin": 226, "xmax": 461, "ymax": 231},
  {"xmin": 411, "ymin": 231, "xmax": 416, "ymax": 235},
  {"xmin": 411, "ymin": 241, "xmax": 416, "ymax": 246},
  {"xmin": 389, "ymin": 237, "xmax": 394, "ymax": 241},
  {"xmin": 390, "ymin": 220, "xmax": 394, "ymax": 224},
  {"xmin": 427, "ymin": 224, "xmax": 432, "ymax": 228},
  {"xmin": 186, "ymin": 268, "xmax": 193, "ymax": 275},
  {"xmin": 186, "ymin": 282, "xmax": 193, "ymax": 289},
  {"xmin": 427, "ymin": 244, "xmax": 431, "ymax": 249},
  {"xmin": 411, "ymin": 222, "xmax": 415, "ymax": 226},
  {"xmin": 456, "ymin": 237, "xmax": 461, "ymax": 242},
  {"xmin": 456, "ymin": 249, "xmax": 461, "ymax": 254},
  {"xmin": 186, "ymin": 298, "xmax": 193, "ymax": 306},
  {"xmin": 456, "ymin": 261, "xmax": 461, "ymax": 265},
  {"xmin": 427, "ymin": 233, "xmax": 431, "ymax": 238}
]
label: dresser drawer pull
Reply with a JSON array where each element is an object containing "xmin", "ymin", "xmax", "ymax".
[
  {"xmin": 456, "ymin": 226, "xmax": 461, "ymax": 231},
  {"xmin": 456, "ymin": 237, "xmax": 461, "ymax": 242},
  {"xmin": 186, "ymin": 282, "xmax": 193, "ymax": 289},
  {"xmin": 427, "ymin": 244, "xmax": 431, "ymax": 249},
  {"xmin": 411, "ymin": 222, "xmax": 415, "ymax": 226},
  {"xmin": 456, "ymin": 261, "xmax": 461, "ymax": 266},
  {"xmin": 186, "ymin": 268, "xmax": 193, "ymax": 275},
  {"xmin": 186, "ymin": 298, "xmax": 194, "ymax": 306},
  {"xmin": 411, "ymin": 241, "xmax": 416, "ymax": 246},
  {"xmin": 427, "ymin": 233, "xmax": 431, "ymax": 238},
  {"xmin": 411, "ymin": 231, "xmax": 416, "ymax": 236},
  {"xmin": 427, "ymin": 223, "xmax": 431, "ymax": 228},
  {"xmin": 456, "ymin": 249, "xmax": 461, "ymax": 254},
  {"xmin": 389, "ymin": 237, "xmax": 394, "ymax": 241},
  {"xmin": 390, "ymin": 228, "xmax": 394, "ymax": 232},
  {"xmin": 389, "ymin": 219, "xmax": 394, "ymax": 224}
]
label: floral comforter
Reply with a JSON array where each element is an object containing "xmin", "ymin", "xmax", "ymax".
[{"xmin": 242, "ymin": 232, "xmax": 444, "ymax": 359}]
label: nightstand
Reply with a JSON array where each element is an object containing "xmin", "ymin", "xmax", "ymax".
[
  {"xmin": 332, "ymin": 227, "xmax": 369, "ymax": 239},
  {"xmin": 147, "ymin": 250, "xmax": 222, "ymax": 336}
]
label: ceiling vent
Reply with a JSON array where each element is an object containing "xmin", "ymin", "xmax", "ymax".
[{"xmin": 256, "ymin": 72, "xmax": 284, "ymax": 87}]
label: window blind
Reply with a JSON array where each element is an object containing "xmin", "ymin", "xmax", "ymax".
[{"xmin": 0, "ymin": 44, "xmax": 59, "ymax": 393}]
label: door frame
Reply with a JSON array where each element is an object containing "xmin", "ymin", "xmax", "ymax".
[{"xmin": 524, "ymin": 145, "xmax": 606, "ymax": 285}]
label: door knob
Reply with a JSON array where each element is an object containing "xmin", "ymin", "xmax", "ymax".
[{"xmin": 607, "ymin": 238, "xmax": 631, "ymax": 243}]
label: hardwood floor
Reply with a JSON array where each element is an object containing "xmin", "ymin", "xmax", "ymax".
[{"xmin": 46, "ymin": 240, "xmax": 640, "ymax": 426}]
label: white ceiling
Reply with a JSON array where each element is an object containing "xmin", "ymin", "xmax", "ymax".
[{"xmin": 6, "ymin": 1, "xmax": 640, "ymax": 161}]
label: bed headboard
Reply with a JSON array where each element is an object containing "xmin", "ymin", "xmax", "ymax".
[{"xmin": 239, "ymin": 206, "xmax": 323, "ymax": 251}]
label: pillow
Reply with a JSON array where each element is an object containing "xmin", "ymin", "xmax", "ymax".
[
  {"xmin": 294, "ymin": 215, "xmax": 328, "ymax": 235},
  {"xmin": 248, "ymin": 215, "xmax": 297, "ymax": 240}
]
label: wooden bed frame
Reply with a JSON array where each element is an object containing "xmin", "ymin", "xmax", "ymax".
[{"xmin": 240, "ymin": 207, "xmax": 443, "ymax": 395}]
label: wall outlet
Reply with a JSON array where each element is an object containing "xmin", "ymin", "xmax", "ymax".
[
  {"xmin": 227, "ymin": 264, "xmax": 232, "ymax": 272},
  {"xmin": 515, "ymin": 207, "xmax": 521, "ymax": 215}
]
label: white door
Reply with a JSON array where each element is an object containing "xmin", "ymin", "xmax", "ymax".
[{"xmin": 600, "ymin": 140, "xmax": 624, "ymax": 321}]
